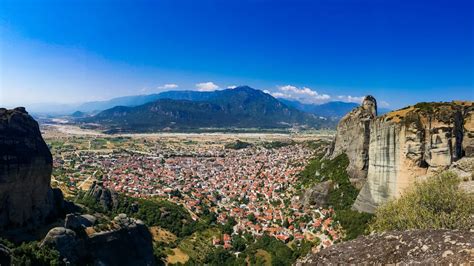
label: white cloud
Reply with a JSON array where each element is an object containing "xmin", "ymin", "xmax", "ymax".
[
  {"xmin": 196, "ymin": 82, "xmax": 219, "ymax": 91},
  {"xmin": 380, "ymin": 100, "xmax": 390, "ymax": 107},
  {"xmin": 271, "ymin": 92, "xmax": 290, "ymax": 98},
  {"xmin": 337, "ymin": 95, "xmax": 365, "ymax": 103},
  {"xmin": 273, "ymin": 85, "xmax": 331, "ymax": 103},
  {"xmin": 227, "ymin": 85, "xmax": 237, "ymax": 89},
  {"xmin": 158, "ymin": 83, "xmax": 179, "ymax": 90}
]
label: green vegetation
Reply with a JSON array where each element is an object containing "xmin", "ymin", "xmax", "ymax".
[
  {"xmin": 298, "ymin": 152, "xmax": 373, "ymax": 240},
  {"xmin": 261, "ymin": 140, "xmax": 295, "ymax": 149},
  {"xmin": 370, "ymin": 172, "xmax": 474, "ymax": 232},
  {"xmin": 178, "ymin": 228, "xmax": 222, "ymax": 263},
  {"xmin": 225, "ymin": 140, "xmax": 252, "ymax": 150},
  {"xmin": 0, "ymin": 240, "xmax": 61, "ymax": 266},
  {"xmin": 245, "ymin": 235, "xmax": 311, "ymax": 265},
  {"xmin": 76, "ymin": 192, "xmax": 199, "ymax": 238}
]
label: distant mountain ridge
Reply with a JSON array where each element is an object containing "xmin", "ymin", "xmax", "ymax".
[
  {"xmin": 84, "ymin": 86, "xmax": 331, "ymax": 132},
  {"xmin": 279, "ymin": 98, "xmax": 391, "ymax": 119},
  {"xmin": 76, "ymin": 89, "xmax": 388, "ymax": 120}
]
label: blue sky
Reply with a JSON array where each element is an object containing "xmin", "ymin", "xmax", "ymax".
[{"xmin": 1, "ymin": 0, "xmax": 473, "ymax": 109}]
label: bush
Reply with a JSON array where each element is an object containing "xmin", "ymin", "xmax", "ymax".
[
  {"xmin": 11, "ymin": 241, "xmax": 61, "ymax": 266},
  {"xmin": 334, "ymin": 210, "xmax": 373, "ymax": 240},
  {"xmin": 370, "ymin": 172, "xmax": 474, "ymax": 232}
]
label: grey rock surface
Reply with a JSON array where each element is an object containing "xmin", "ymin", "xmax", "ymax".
[
  {"xmin": 297, "ymin": 229, "xmax": 474, "ymax": 265},
  {"xmin": 326, "ymin": 96, "xmax": 377, "ymax": 182}
]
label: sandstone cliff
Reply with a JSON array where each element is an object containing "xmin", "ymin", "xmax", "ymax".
[
  {"xmin": 0, "ymin": 107, "xmax": 63, "ymax": 229},
  {"xmin": 326, "ymin": 96, "xmax": 377, "ymax": 184},
  {"xmin": 353, "ymin": 101, "xmax": 473, "ymax": 212},
  {"xmin": 296, "ymin": 229, "xmax": 474, "ymax": 265},
  {"xmin": 327, "ymin": 100, "xmax": 474, "ymax": 213}
]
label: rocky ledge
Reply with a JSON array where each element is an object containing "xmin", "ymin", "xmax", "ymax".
[
  {"xmin": 297, "ymin": 229, "xmax": 474, "ymax": 265},
  {"xmin": 41, "ymin": 213, "xmax": 155, "ymax": 265}
]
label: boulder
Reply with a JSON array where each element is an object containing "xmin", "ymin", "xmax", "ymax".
[
  {"xmin": 41, "ymin": 227, "xmax": 82, "ymax": 263},
  {"xmin": 64, "ymin": 213, "xmax": 97, "ymax": 231},
  {"xmin": 301, "ymin": 181, "xmax": 333, "ymax": 208}
]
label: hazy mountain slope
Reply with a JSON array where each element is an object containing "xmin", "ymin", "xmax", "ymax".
[{"xmin": 279, "ymin": 98, "xmax": 391, "ymax": 118}]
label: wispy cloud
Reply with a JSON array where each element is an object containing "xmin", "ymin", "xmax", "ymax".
[
  {"xmin": 158, "ymin": 83, "xmax": 179, "ymax": 90},
  {"xmin": 271, "ymin": 85, "xmax": 331, "ymax": 103},
  {"xmin": 337, "ymin": 95, "xmax": 365, "ymax": 103},
  {"xmin": 140, "ymin": 83, "xmax": 179, "ymax": 93},
  {"xmin": 379, "ymin": 100, "xmax": 390, "ymax": 107},
  {"xmin": 196, "ymin": 82, "xmax": 219, "ymax": 91}
]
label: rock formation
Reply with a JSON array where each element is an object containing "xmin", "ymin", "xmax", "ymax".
[
  {"xmin": 300, "ymin": 181, "xmax": 333, "ymax": 209},
  {"xmin": 0, "ymin": 108, "xmax": 156, "ymax": 264},
  {"xmin": 42, "ymin": 214, "xmax": 155, "ymax": 265},
  {"xmin": 327, "ymin": 100, "xmax": 474, "ymax": 213},
  {"xmin": 86, "ymin": 181, "xmax": 120, "ymax": 211},
  {"xmin": 296, "ymin": 229, "xmax": 474, "ymax": 265},
  {"xmin": 0, "ymin": 107, "xmax": 64, "ymax": 229},
  {"xmin": 353, "ymin": 101, "xmax": 473, "ymax": 212},
  {"xmin": 326, "ymin": 96, "xmax": 377, "ymax": 183}
]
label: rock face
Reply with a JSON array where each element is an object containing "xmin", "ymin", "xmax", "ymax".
[
  {"xmin": 296, "ymin": 229, "xmax": 474, "ymax": 265},
  {"xmin": 326, "ymin": 96, "xmax": 377, "ymax": 182},
  {"xmin": 42, "ymin": 214, "xmax": 155, "ymax": 266},
  {"xmin": 0, "ymin": 107, "xmax": 63, "ymax": 229},
  {"xmin": 463, "ymin": 108, "xmax": 474, "ymax": 156},
  {"xmin": 353, "ymin": 102, "xmax": 473, "ymax": 213},
  {"xmin": 328, "ymin": 100, "xmax": 474, "ymax": 213}
]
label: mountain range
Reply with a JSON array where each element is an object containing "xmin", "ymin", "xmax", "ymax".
[
  {"xmin": 76, "ymin": 88, "xmax": 389, "ymax": 120},
  {"xmin": 83, "ymin": 86, "xmax": 331, "ymax": 132}
]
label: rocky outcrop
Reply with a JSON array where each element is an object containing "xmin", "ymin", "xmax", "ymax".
[
  {"xmin": 327, "ymin": 100, "xmax": 473, "ymax": 213},
  {"xmin": 297, "ymin": 229, "xmax": 473, "ymax": 265},
  {"xmin": 353, "ymin": 102, "xmax": 473, "ymax": 213},
  {"xmin": 326, "ymin": 96, "xmax": 377, "ymax": 182},
  {"xmin": 300, "ymin": 181, "xmax": 333, "ymax": 209},
  {"xmin": 64, "ymin": 213, "xmax": 97, "ymax": 231},
  {"xmin": 86, "ymin": 181, "xmax": 120, "ymax": 212},
  {"xmin": 0, "ymin": 107, "xmax": 64, "ymax": 229},
  {"xmin": 42, "ymin": 214, "xmax": 155, "ymax": 265},
  {"xmin": 41, "ymin": 227, "xmax": 82, "ymax": 262},
  {"xmin": 88, "ymin": 214, "xmax": 155, "ymax": 266}
]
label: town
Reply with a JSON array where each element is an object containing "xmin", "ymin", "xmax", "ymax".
[{"xmin": 43, "ymin": 125, "xmax": 342, "ymax": 251}]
